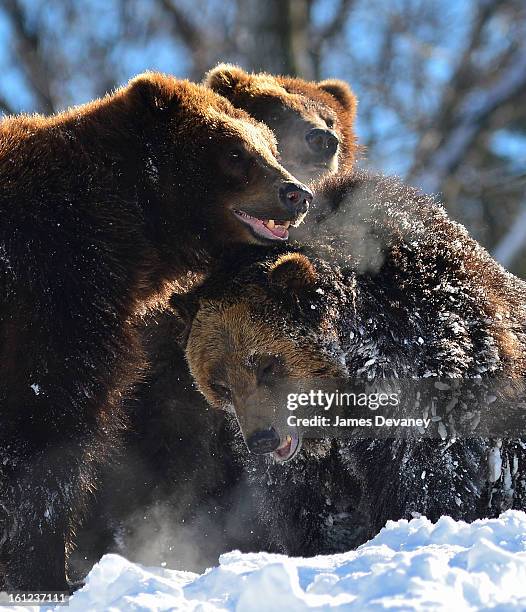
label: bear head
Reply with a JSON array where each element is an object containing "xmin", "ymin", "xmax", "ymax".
[
  {"xmin": 204, "ymin": 64, "xmax": 358, "ymax": 185},
  {"xmin": 174, "ymin": 246, "xmax": 351, "ymax": 462},
  {"xmin": 175, "ymin": 168, "xmax": 526, "ymax": 463},
  {"xmin": 121, "ymin": 73, "xmax": 314, "ymax": 252}
]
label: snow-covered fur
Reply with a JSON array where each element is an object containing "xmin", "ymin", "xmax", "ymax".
[
  {"xmin": 76, "ymin": 170, "xmax": 526, "ymax": 568},
  {"xmin": 182, "ymin": 169, "xmax": 526, "ymax": 555}
]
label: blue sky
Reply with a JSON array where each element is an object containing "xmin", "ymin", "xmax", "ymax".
[{"xmin": 0, "ymin": 0, "xmax": 522, "ymax": 179}]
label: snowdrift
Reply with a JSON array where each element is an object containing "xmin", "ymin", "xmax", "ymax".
[{"xmin": 20, "ymin": 510, "xmax": 526, "ymax": 611}]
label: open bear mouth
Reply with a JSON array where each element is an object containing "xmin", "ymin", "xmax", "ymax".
[
  {"xmin": 233, "ymin": 210, "xmax": 291, "ymax": 241},
  {"xmin": 273, "ymin": 432, "xmax": 301, "ymax": 462}
]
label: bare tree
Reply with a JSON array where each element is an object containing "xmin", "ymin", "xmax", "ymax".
[
  {"xmin": 0, "ymin": 0, "xmax": 524, "ymax": 273},
  {"xmin": 494, "ymin": 204, "xmax": 526, "ymax": 268},
  {"xmin": 408, "ymin": 18, "xmax": 526, "ymax": 194},
  {"xmin": 331, "ymin": 0, "xmax": 526, "ymax": 274},
  {"xmin": 0, "ymin": 94, "xmax": 14, "ymax": 115},
  {"xmin": 233, "ymin": 0, "xmax": 314, "ymax": 77},
  {"xmin": 2, "ymin": 0, "xmax": 56, "ymax": 112},
  {"xmin": 157, "ymin": 0, "xmax": 213, "ymax": 79}
]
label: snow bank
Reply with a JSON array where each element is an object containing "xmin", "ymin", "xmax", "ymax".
[{"xmin": 29, "ymin": 510, "xmax": 526, "ymax": 611}]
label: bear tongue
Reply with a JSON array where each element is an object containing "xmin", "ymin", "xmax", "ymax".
[
  {"xmin": 275, "ymin": 437, "xmax": 292, "ymax": 458},
  {"xmin": 234, "ymin": 210, "xmax": 290, "ymax": 241},
  {"xmin": 264, "ymin": 222, "xmax": 288, "ymax": 239}
]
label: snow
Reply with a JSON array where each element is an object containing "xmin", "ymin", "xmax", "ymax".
[
  {"xmin": 22, "ymin": 510, "xmax": 526, "ymax": 611},
  {"xmin": 488, "ymin": 441, "xmax": 503, "ymax": 483}
]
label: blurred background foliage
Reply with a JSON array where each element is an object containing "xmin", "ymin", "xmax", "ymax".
[{"xmin": 0, "ymin": 0, "xmax": 525, "ymax": 275}]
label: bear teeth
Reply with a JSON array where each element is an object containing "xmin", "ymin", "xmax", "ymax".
[
  {"xmin": 276, "ymin": 435, "xmax": 292, "ymax": 452},
  {"xmin": 234, "ymin": 210, "xmax": 290, "ymax": 241},
  {"xmin": 236, "ymin": 211, "xmax": 290, "ymax": 231},
  {"xmin": 264, "ymin": 219, "xmax": 291, "ymax": 231},
  {"xmin": 236, "ymin": 210, "xmax": 263, "ymax": 223}
]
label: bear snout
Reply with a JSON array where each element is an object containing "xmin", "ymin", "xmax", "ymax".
[
  {"xmin": 305, "ymin": 127, "xmax": 339, "ymax": 159},
  {"xmin": 246, "ymin": 427, "xmax": 281, "ymax": 454},
  {"xmin": 279, "ymin": 182, "xmax": 313, "ymax": 217}
]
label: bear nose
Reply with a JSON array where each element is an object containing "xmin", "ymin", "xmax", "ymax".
[
  {"xmin": 279, "ymin": 182, "xmax": 313, "ymax": 217},
  {"xmin": 246, "ymin": 427, "xmax": 281, "ymax": 454},
  {"xmin": 305, "ymin": 128, "xmax": 339, "ymax": 158}
]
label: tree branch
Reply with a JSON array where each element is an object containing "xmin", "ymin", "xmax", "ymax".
[
  {"xmin": 158, "ymin": 0, "xmax": 202, "ymax": 51},
  {"xmin": 315, "ymin": 0, "xmax": 354, "ymax": 44},
  {"xmin": 158, "ymin": 0, "xmax": 211, "ymax": 78},
  {"xmin": 308, "ymin": 0, "xmax": 354, "ymax": 79},
  {"xmin": 3, "ymin": 0, "xmax": 56, "ymax": 113},
  {"xmin": 493, "ymin": 203, "xmax": 526, "ymax": 268},
  {"xmin": 0, "ymin": 93, "xmax": 15, "ymax": 115},
  {"xmin": 407, "ymin": 0, "xmax": 512, "ymax": 190},
  {"xmin": 409, "ymin": 48, "xmax": 526, "ymax": 193},
  {"xmin": 439, "ymin": 0, "xmax": 504, "ymax": 126}
]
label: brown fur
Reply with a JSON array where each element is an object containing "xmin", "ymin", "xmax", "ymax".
[
  {"xmin": 269, "ymin": 252, "xmax": 318, "ymax": 291},
  {"xmin": 74, "ymin": 67, "xmax": 361, "ymax": 573},
  {"xmin": 0, "ymin": 72, "xmax": 307, "ymax": 590},
  {"xmin": 205, "ymin": 64, "xmax": 359, "ymax": 183},
  {"xmin": 181, "ymin": 171, "xmax": 526, "ymax": 553}
]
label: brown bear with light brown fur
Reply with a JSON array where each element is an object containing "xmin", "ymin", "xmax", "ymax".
[
  {"xmin": 73, "ymin": 67, "xmax": 360, "ymax": 575},
  {"xmin": 183, "ymin": 169, "xmax": 526, "ymax": 555},
  {"xmin": 0, "ymin": 72, "xmax": 311, "ymax": 591},
  {"xmin": 205, "ymin": 63, "xmax": 359, "ymax": 184}
]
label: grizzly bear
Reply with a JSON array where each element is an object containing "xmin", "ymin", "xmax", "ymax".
[
  {"xmin": 205, "ymin": 63, "xmax": 359, "ymax": 184},
  {"xmin": 0, "ymin": 72, "xmax": 312, "ymax": 590},
  {"xmin": 73, "ymin": 70, "xmax": 360, "ymax": 574},
  {"xmin": 181, "ymin": 169, "xmax": 526, "ymax": 555}
]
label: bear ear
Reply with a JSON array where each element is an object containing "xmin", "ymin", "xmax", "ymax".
[
  {"xmin": 126, "ymin": 72, "xmax": 177, "ymax": 113},
  {"xmin": 318, "ymin": 79, "xmax": 356, "ymax": 112},
  {"xmin": 204, "ymin": 63, "xmax": 250, "ymax": 98},
  {"xmin": 268, "ymin": 253, "xmax": 317, "ymax": 295},
  {"xmin": 169, "ymin": 293, "xmax": 200, "ymax": 346}
]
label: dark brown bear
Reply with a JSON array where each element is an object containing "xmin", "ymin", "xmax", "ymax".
[
  {"xmin": 73, "ymin": 70, "xmax": 360, "ymax": 574},
  {"xmin": 205, "ymin": 63, "xmax": 359, "ymax": 184},
  {"xmin": 183, "ymin": 169, "xmax": 526, "ymax": 555},
  {"xmin": 0, "ymin": 72, "xmax": 311, "ymax": 591}
]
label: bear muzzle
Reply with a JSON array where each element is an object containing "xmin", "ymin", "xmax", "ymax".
[
  {"xmin": 245, "ymin": 427, "xmax": 301, "ymax": 462},
  {"xmin": 246, "ymin": 427, "xmax": 281, "ymax": 454},
  {"xmin": 232, "ymin": 181, "xmax": 312, "ymax": 242}
]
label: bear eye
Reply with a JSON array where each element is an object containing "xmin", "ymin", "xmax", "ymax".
[
  {"xmin": 228, "ymin": 147, "xmax": 244, "ymax": 162},
  {"xmin": 257, "ymin": 355, "xmax": 284, "ymax": 384},
  {"xmin": 325, "ymin": 118, "xmax": 334, "ymax": 129},
  {"xmin": 210, "ymin": 381, "xmax": 232, "ymax": 402}
]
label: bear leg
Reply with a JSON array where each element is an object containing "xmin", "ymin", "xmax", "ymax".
[{"xmin": 0, "ymin": 435, "xmax": 97, "ymax": 592}]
